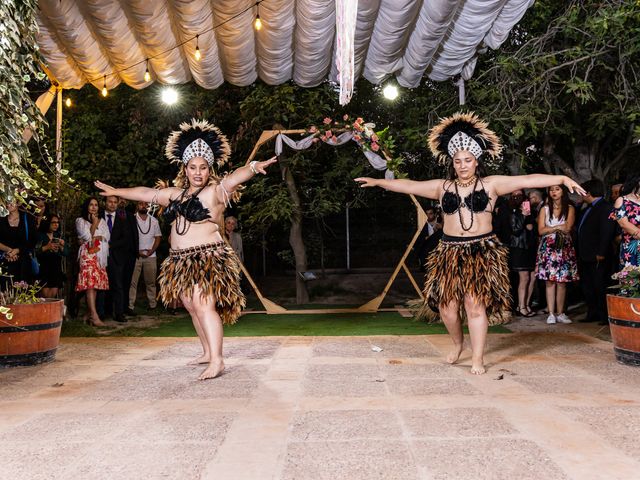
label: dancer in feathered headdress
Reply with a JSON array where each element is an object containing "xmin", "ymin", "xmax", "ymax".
[
  {"xmin": 95, "ymin": 119, "xmax": 277, "ymax": 380},
  {"xmin": 356, "ymin": 111, "xmax": 585, "ymax": 375}
]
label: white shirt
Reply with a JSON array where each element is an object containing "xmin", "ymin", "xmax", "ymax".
[
  {"xmin": 135, "ymin": 213, "xmax": 161, "ymax": 257},
  {"xmin": 75, "ymin": 217, "xmax": 109, "ymax": 267}
]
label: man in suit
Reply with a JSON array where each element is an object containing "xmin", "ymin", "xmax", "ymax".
[
  {"xmin": 577, "ymin": 180, "xmax": 616, "ymax": 324},
  {"xmin": 103, "ymin": 195, "xmax": 138, "ymax": 323}
]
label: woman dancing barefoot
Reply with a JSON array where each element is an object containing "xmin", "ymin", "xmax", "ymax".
[
  {"xmin": 96, "ymin": 119, "xmax": 276, "ymax": 380},
  {"xmin": 356, "ymin": 112, "xmax": 585, "ymax": 374}
]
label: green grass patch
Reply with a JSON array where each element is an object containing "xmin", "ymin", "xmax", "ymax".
[{"xmin": 138, "ymin": 312, "xmax": 511, "ymax": 337}]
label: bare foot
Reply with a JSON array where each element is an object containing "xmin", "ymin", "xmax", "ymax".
[
  {"xmin": 470, "ymin": 359, "xmax": 486, "ymax": 375},
  {"xmin": 198, "ymin": 360, "xmax": 225, "ymax": 380},
  {"xmin": 187, "ymin": 355, "xmax": 210, "ymax": 366},
  {"xmin": 446, "ymin": 344, "xmax": 464, "ymax": 364}
]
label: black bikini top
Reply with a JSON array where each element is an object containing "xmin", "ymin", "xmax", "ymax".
[
  {"xmin": 441, "ymin": 187, "xmax": 491, "ymax": 214},
  {"xmin": 163, "ymin": 187, "xmax": 211, "ymax": 223}
]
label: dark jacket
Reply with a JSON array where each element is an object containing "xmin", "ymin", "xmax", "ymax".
[
  {"xmin": 104, "ymin": 210, "xmax": 137, "ymax": 265},
  {"xmin": 576, "ymin": 198, "xmax": 616, "ymax": 262}
]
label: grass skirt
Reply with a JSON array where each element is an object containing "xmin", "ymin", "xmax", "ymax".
[
  {"xmin": 158, "ymin": 241, "xmax": 246, "ymax": 325},
  {"xmin": 418, "ymin": 233, "xmax": 511, "ymax": 325}
]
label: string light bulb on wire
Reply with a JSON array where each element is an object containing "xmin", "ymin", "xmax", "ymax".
[
  {"xmin": 65, "ymin": 97, "xmax": 71, "ymax": 107},
  {"xmin": 101, "ymin": 76, "xmax": 108, "ymax": 97},
  {"xmin": 194, "ymin": 35, "xmax": 202, "ymax": 61},
  {"xmin": 254, "ymin": 3, "xmax": 262, "ymax": 30},
  {"xmin": 144, "ymin": 60, "xmax": 151, "ymax": 82}
]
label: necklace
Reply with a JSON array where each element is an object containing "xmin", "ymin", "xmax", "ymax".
[
  {"xmin": 453, "ymin": 176, "xmax": 480, "ymax": 232},
  {"xmin": 455, "ymin": 175, "xmax": 477, "ymax": 188},
  {"xmin": 174, "ymin": 186, "xmax": 205, "ymax": 236},
  {"xmin": 137, "ymin": 214, "xmax": 151, "ymax": 235},
  {"xmin": 8, "ymin": 214, "xmax": 19, "ymax": 227}
]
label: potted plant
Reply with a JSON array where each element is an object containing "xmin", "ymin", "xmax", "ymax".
[
  {"xmin": 607, "ymin": 265, "xmax": 640, "ymax": 366},
  {"xmin": 0, "ymin": 279, "xmax": 64, "ymax": 367}
]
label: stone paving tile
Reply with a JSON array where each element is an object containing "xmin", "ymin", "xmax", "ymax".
[
  {"xmin": 80, "ymin": 366, "xmax": 184, "ymax": 400},
  {"xmin": 413, "ymin": 438, "xmax": 569, "ymax": 480},
  {"xmin": 561, "ymin": 406, "xmax": 640, "ymax": 460},
  {"xmin": 508, "ymin": 334, "xmax": 611, "ymax": 356},
  {"xmin": 374, "ymin": 337, "xmax": 440, "ymax": 357},
  {"xmin": 386, "ymin": 378, "xmax": 480, "ymax": 396},
  {"xmin": 68, "ymin": 443, "xmax": 211, "ymax": 480},
  {"xmin": 494, "ymin": 360, "xmax": 585, "ymax": 377},
  {"xmin": 566, "ymin": 358, "xmax": 640, "ymax": 389},
  {"xmin": 381, "ymin": 362, "xmax": 458, "ymax": 378},
  {"xmin": 114, "ymin": 411, "xmax": 235, "ymax": 443},
  {"xmin": 510, "ymin": 376, "xmax": 611, "ymax": 394},
  {"xmin": 0, "ymin": 412, "xmax": 130, "ymax": 442},
  {"xmin": 311, "ymin": 338, "xmax": 381, "ymax": 358},
  {"xmin": 144, "ymin": 339, "xmax": 283, "ymax": 361},
  {"xmin": 282, "ymin": 440, "xmax": 419, "ymax": 480},
  {"xmin": 290, "ymin": 410, "xmax": 403, "ymax": 441},
  {"xmin": 161, "ymin": 365, "xmax": 268, "ymax": 399},
  {"xmin": 401, "ymin": 408, "xmax": 518, "ymax": 437},
  {"xmin": 303, "ymin": 364, "xmax": 387, "ymax": 397},
  {"xmin": 0, "ymin": 443, "xmax": 81, "ymax": 480}
]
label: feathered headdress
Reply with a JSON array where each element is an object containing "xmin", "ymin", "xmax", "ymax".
[
  {"xmin": 165, "ymin": 119, "xmax": 231, "ymax": 167},
  {"xmin": 428, "ymin": 112, "xmax": 502, "ymax": 169}
]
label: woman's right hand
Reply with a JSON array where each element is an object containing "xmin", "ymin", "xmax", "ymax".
[{"xmin": 354, "ymin": 177, "xmax": 379, "ymax": 188}]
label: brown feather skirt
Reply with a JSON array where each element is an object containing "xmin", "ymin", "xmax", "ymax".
[
  {"xmin": 158, "ymin": 241, "xmax": 246, "ymax": 325},
  {"xmin": 419, "ymin": 233, "xmax": 511, "ymax": 325}
]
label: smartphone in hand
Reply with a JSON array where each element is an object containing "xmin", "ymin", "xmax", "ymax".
[{"xmin": 521, "ymin": 200, "xmax": 531, "ymax": 216}]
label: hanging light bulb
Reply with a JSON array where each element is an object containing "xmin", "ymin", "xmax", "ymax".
[
  {"xmin": 101, "ymin": 75, "xmax": 108, "ymax": 97},
  {"xmin": 65, "ymin": 97, "xmax": 72, "ymax": 107},
  {"xmin": 254, "ymin": 2, "xmax": 262, "ymax": 31},
  {"xmin": 144, "ymin": 59, "xmax": 151, "ymax": 82},
  {"xmin": 194, "ymin": 35, "xmax": 201, "ymax": 61}
]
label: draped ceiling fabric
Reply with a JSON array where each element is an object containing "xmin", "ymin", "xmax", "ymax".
[{"xmin": 36, "ymin": 0, "xmax": 535, "ymax": 93}]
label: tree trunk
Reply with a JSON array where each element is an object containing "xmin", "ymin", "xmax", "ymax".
[
  {"xmin": 573, "ymin": 143, "xmax": 600, "ymax": 182},
  {"xmin": 282, "ymin": 163, "xmax": 309, "ymax": 304},
  {"xmin": 542, "ymin": 133, "xmax": 580, "ymax": 179}
]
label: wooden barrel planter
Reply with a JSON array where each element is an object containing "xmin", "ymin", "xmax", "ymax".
[
  {"xmin": 0, "ymin": 299, "xmax": 64, "ymax": 368},
  {"xmin": 607, "ymin": 295, "xmax": 640, "ymax": 366}
]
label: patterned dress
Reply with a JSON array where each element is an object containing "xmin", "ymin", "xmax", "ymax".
[
  {"xmin": 535, "ymin": 206, "xmax": 579, "ymax": 283},
  {"xmin": 75, "ymin": 217, "xmax": 109, "ymax": 292},
  {"xmin": 609, "ymin": 197, "xmax": 640, "ymax": 267}
]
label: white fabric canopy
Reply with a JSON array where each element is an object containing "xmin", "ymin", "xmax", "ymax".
[{"xmin": 36, "ymin": 0, "xmax": 534, "ymax": 92}]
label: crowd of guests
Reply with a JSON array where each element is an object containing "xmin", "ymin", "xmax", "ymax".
[
  {"xmin": 0, "ymin": 195, "xmax": 244, "ymax": 327},
  {"xmin": 415, "ymin": 175, "xmax": 640, "ymax": 326}
]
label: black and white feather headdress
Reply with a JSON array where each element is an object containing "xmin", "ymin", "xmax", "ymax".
[
  {"xmin": 428, "ymin": 112, "xmax": 502, "ymax": 169},
  {"xmin": 165, "ymin": 119, "xmax": 231, "ymax": 167}
]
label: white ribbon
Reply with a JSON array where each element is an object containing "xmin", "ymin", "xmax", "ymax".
[
  {"xmin": 275, "ymin": 133, "xmax": 394, "ymax": 178},
  {"xmin": 335, "ymin": 0, "xmax": 358, "ymax": 105}
]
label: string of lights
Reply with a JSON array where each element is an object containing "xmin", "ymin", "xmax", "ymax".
[{"xmin": 83, "ymin": 0, "xmax": 265, "ymax": 97}]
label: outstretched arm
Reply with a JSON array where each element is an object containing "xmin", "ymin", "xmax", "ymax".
[
  {"xmin": 489, "ymin": 174, "xmax": 586, "ymax": 197},
  {"xmin": 221, "ymin": 156, "xmax": 278, "ymax": 192},
  {"xmin": 94, "ymin": 181, "xmax": 177, "ymax": 207},
  {"xmin": 354, "ymin": 177, "xmax": 443, "ymax": 200}
]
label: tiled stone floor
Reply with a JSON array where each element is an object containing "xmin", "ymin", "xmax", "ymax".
[{"xmin": 1, "ymin": 332, "xmax": 640, "ymax": 480}]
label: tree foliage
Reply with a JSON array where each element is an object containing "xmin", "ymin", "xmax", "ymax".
[{"xmin": 0, "ymin": 0, "xmax": 52, "ymax": 214}]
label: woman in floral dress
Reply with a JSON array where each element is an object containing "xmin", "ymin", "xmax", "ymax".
[
  {"xmin": 75, "ymin": 197, "xmax": 109, "ymax": 326},
  {"xmin": 610, "ymin": 176, "xmax": 640, "ymax": 267},
  {"xmin": 535, "ymin": 185, "xmax": 579, "ymax": 325}
]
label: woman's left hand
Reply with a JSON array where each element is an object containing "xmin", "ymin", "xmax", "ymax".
[
  {"xmin": 94, "ymin": 180, "xmax": 117, "ymax": 197},
  {"xmin": 563, "ymin": 177, "xmax": 586, "ymax": 196},
  {"xmin": 253, "ymin": 156, "xmax": 278, "ymax": 174}
]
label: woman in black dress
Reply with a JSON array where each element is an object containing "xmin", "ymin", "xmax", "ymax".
[{"xmin": 36, "ymin": 214, "xmax": 68, "ymax": 298}]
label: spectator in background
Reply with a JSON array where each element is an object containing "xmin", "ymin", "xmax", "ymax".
[
  {"xmin": 36, "ymin": 214, "xmax": 68, "ymax": 299},
  {"xmin": 119, "ymin": 199, "xmax": 139, "ymax": 316},
  {"xmin": 101, "ymin": 195, "xmax": 137, "ymax": 323},
  {"xmin": 535, "ymin": 185, "xmax": 579, "ymax": 324},
  {"xmin": 414, "ymin": 206, "xmax": 443, "ymax": 270},
  {"xmin": 610, "ymin": 175, "xmax": 640, "ymax": 268},
  {"xmin": 75, "ymin": 197, "xmax": 109, "ymax": 327},
  {"xmin": 528, "ymin": 189, "xmax": 544, "ymax": 216},
  {"xmin": 611, "ymin": 183, "xmax": 623, "ymax": 203},
  {"xmin": 577, "ymin": 180, "xmax": 616, "ymax": 324},
  {"xmin": 0, "ymin": 202, "xmax": 36, "ymax": 285},
  {"xmin": 225, "ymin": 216, "xmax": 244, "ymax": 263},
  {"xmin": 508, "ymin": 190, "xmax": 537, "ymax": 317},
  {"xmin": 527, "ymin": 189, "xmax": 546, "ymax": 311},
  {"xmin": 128, "ymin": 201, "xmax": 162, "ymax": 312}
]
